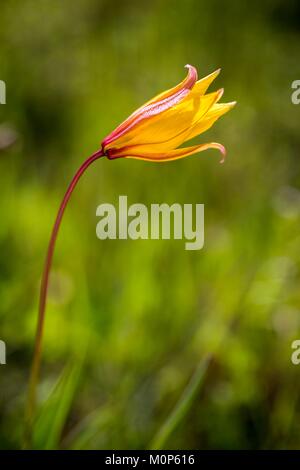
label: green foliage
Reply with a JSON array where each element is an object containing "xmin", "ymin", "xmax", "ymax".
[{"xmin": 33, "ymin": 361, "xmax": 83, "ymax": 449}]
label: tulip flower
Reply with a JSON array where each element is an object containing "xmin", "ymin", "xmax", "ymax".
[
  {"xmin": 25, "ymin": 65, "xmax": 235, "ymax": 444},
  {"xmin": 102, "ymin": 64, "xmax": 235, "ymax": 162}
]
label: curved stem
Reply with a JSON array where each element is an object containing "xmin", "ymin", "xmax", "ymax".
[{"xmin": 24, "ymin": 149, "xmax": 104, "ymax": 446}]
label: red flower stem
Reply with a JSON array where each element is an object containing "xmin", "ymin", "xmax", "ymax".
[{"xmin": 25, "ymin": 149, "xmax": 104, "ymax": 445}]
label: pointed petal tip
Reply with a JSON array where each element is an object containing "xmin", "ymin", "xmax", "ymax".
[
  {"xmin": 207, "ymin": 68, "xmax": 222, "ymax": 80},
  {"xmin": 206, "ymin": 67, "xmax": 221, "ymax": 77},
  {"xmin": 218, "ymin": 88, "xmax": 225, "ymax": 100}
]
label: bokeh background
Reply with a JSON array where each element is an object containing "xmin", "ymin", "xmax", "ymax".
[{"xmin": 1, "ymin": 0, "xmax": 300, "ymax": 450}]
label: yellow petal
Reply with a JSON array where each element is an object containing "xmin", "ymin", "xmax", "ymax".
[
  {"xmin": 137, "ymin": 101, "xmax": 236, "ymax": 154},
  {"xmin": 191, "ymin": 68, "xmax": 221, "ymax": 96},
  {"xmin": 110, "ymin": 142, "xmax": 226, "ymax": 162},
  {"xmin": 182, "ymin": 101, "xmax": 237, "ymax": 143},
  {"xmin": 108, "ymin": 89, "xmax": 224, "ymax": 152}
]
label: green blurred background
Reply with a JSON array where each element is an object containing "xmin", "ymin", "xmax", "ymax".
[{"xmin": 1, "ymin": 0, "xmax": 300, "ymax": 450}]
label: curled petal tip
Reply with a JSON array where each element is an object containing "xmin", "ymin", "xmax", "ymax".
[
  {"xmin": 184, "ymin": 64, "xmax": 198, "ymax": 82},
  {"xmin": 219, "ymin": 145, "xmax": 226, "ymax": 163}
]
